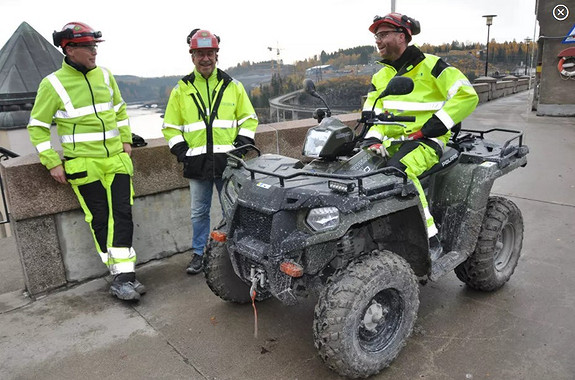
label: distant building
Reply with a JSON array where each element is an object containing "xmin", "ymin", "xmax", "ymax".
[
  {"xmin": 0, "ymin": 22, "xmax": 62, "ymax": 155},
  {"xmin": 305, "ymin": 65, "xmax": 333, "ymax": 81},
  {"xmin": 534, "ymin": 0, "xmax": 575, "ymax": 116}
]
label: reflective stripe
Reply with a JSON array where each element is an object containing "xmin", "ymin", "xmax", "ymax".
[
  {"xmin": 238, "ymin": 113, "xmax": 258, "ymax": 126},
  {"xmin": 168, "ymin": 135, "xmax": 185, "ymax": 148},
  {"xmin": 36, "ymin": 141, "xmax": 52, "ymax": 153},
  {"xmin": 109, "ymin": 247, "xmax": 136, "ymax": 259},
  {"xmin": 185, "ymin": 144, "xmax": 234, "ymax": 156},
  {"xmin": 117, "ymin": 118, "xmax": 130, "ymax": 127},
  {"xmin": 101, "ymin": 67, "xmax": 110, "ymax": 86},
  {"xmin": 47, "ymin": 73, "xmax": 74, "ymax": 115},
  {"xmin": 382, "ymin": 100, "xmax": 445, "ymax": 111},
  {"xmin": 61, "ymin": 128, "xmax": 120, "ymax": 143},
  {"xmin": 362, "ymin": 106, "xmax": 384, "ymax": 114},
  {"xmin": 55, "ymin": 101, "xmax": 114, "ymax": 119},
  {"xmin": 162, "ymin": 122, "xmax": 184, "ymax": 131},
  {"xmin": 114, "ymin": 101, "xmax": 125, "ymax": 112},
  {"xmin": 183, "ymin": 121, "xmax": 206, "ymax": 133},
  {"xmin": 435, "ymin": 108, "xmax": 455, "ymax": 129},
  {"xmin": 110, "ymin": 261, "xmax": 135, "ymax": 275},
  {"xmin": 365, "ymin": 129, "xmax": 384, "ymax": 141},
  {"xmin": 98, "ymin": 251, "xmax": 109, "ymax": 264},
  {"xmin": 424, "ymin": 206, "xmax": 438, "ymax": 237},
  {"xmin": 48, "ymin": 70, "xmax": 116, "ymax": 119},
  {"xmin": 238, "ymin": 128, "xmax": 255, "ymax": 139},
  {"xmin": 429, "ymin": 137, "xmax": 445, "ymax": 150},
  {"xmin": 29, "ymin": 118, "xmax": 51, "ymax": 129},
  {"xmin": 447, "ymin": 79, "xmax": 472, "ymax": 100},
  {"xmin": 212, "ymin": 119, "xmax": 237, "ymax": 129},
  {"xmin": 427, "ymin": 223, "xmax": 438, "ymax": 238}
]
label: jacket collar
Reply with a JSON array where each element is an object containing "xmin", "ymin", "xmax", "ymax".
[
  {"xmin": 63, "ymin": 56, "xmax": 95, "ymax": 75},
  {"xmin": 380, "ymin": 45, "xmax": 425, "ymax": 76}
]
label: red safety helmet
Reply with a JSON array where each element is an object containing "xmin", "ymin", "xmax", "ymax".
[
  {"xmin": 52, "ymin": 22, "xmax": 103, "ymax": 48},
  {"xmin": 188, "ymin": 29, "xmax": 219, "ymax": 53},
  {"xmin": 369, "ymin": 13, "xmax": 420, "ymax": 39}
]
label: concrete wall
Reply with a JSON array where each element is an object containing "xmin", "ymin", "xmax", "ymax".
[{"xmin": 0, "ymin": 117, "xmax": 358, "ymax": 297}]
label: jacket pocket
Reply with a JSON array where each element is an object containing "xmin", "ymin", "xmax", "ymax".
[{"xmin": 64, "ymin": 157, "xmax": 89, "ymax": 185}]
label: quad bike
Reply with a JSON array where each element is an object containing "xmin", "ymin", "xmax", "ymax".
[{"xmin": 203, "ymin": 77, "xmax": 529, "ymax": 378}]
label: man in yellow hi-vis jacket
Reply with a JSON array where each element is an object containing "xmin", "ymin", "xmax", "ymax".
[
  {"xmin": 162, "ymin": 29, "xmax": 258, "ymax": 274},
  {"xmin": 362, "ymin": 13, "xmax": 479, "ymax": 258},
  {"xmin": 27, "ymin": 22, "xmax": 145, "ymax": 301}
]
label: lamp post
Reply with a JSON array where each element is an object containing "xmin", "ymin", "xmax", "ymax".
[
  {"xmin": 482, "ymin": 15, "xmax": 497, "ymax": 77},
  {"xmin": 524, "ymin": 37, "xmax": 532, "ymax": 75}
]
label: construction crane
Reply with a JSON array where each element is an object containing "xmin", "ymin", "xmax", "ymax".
[{"xmin": 267, "ymin": 43, "xmax": 284, "ymax": 77}]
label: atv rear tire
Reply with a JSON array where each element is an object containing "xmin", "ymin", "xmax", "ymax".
[
  {"xmin": 455, "ymin": 196, "xmax": 524, "ymax": 291},
  {"xmin": 204, "ymin": 238, "xmax": 270, "ymax": 303},
  {"xmin": 313, "ymin": 251, "xmax": 419, "ymax": 378}
]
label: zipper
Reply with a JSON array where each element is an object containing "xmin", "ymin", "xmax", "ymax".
[{"xmin": 83, "ymin": 73, "xmax": 109, "ymax": 157}]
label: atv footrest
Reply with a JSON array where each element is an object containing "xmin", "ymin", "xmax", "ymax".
[{"xmin": 429, "ymin": 250, "xmax": 468, "ymax": 281}]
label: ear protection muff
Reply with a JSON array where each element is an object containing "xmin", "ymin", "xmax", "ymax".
[
  {"xmin": 400, "ymin": 15, "xmax": 421, "ymax": 36},
  {"xmin": 53, "ymin": 29, "xmax": 73, "ymax": 47}
]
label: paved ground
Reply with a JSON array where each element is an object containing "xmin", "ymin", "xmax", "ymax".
[{"xmin": 0, "ymin": 90, "xmax": 574, "ymax": 380}]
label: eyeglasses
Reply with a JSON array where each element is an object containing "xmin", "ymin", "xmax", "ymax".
[
  {"xmin": 374, "ymin": 30, "xmax": 402, "ymax": 41},
  {"xmin": 191, "ymin": 50, "xmax": 217, "ymax": 58},
  {"xmin": 70, "ymin": 44, "xmax": 98, "ymax": 53}
]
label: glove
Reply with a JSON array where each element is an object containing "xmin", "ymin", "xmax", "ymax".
[
  {"xmin": 368, "ymin": 143, "xmax": 390, "ymax": 158},
  {"xmin": 233, "ymin": 136, "xmax": 254, "ymax": 157},
  {"xmin": 408, "ymin": 130, "xmax": 424, "ymax": 140},
  {"xmin": 170, "ymin": 141, "xmax": 188, "ymax": 162}
]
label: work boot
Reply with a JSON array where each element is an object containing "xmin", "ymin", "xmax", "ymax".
[
  {"xmin": 132, "ymin": 279, "xmax": 147, "ymax": 295},
  {"xmin": 186, "ymin": 253, "xmax": 203, "ymax": 275},
  {"xmin": 109, "ymin": 273, "xmax": 140, "ymax": 301},
  {"xmin": 429, "ymin": 235, "xmax": 444, "ymax": 261}
]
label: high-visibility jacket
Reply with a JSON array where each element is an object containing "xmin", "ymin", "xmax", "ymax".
[
  {"xmin": 363, "ymin": 46, "xmax": 478, "ymax": 151},
  {"xmin": 162, "ymin": 67, "xmax": 258, "ymax": 180},
  {"xmin": 28, "ymin": 59, "xmax": 131, "ymax": 170}
]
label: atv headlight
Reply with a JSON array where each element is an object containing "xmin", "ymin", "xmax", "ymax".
[
  {"xmin": 306, "ymin": 207, "xmax": 340, "ymax": 232},
  {"xmin": 225, "ymin": 180, "xmax": 238, "ymax": 204}
]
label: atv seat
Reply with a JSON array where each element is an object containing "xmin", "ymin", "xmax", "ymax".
[
  {"xmin": 419, "ymin": 122, "xmax": 461, "ymax": 181},
  {"xmin": 419, "ymin": 146, "xmax": 460, "ymax": 181}
]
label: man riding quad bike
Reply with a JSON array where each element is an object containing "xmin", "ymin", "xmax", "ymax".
[{"xmin": 202, "ymin": 77, "xmax": 529, "ymax": 378}]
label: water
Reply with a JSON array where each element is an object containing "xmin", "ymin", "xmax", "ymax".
[{"xmin": 126, "ymin": 105, "xmax": 165, "ymax": 140}]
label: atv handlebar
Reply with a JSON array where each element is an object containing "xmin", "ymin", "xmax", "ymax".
[{"xmin": 377, "ymin": 113, "xmax": 416, "ymax": 123}]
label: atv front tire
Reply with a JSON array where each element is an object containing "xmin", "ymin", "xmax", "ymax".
[
  {"xmin": 455, "ymin": 196, "xmax": 524, "ymax": 291},
  {"xmin": 204, "ymin": 238, "xmax": 269, "ymax": 303},
  {"xmin": 313, "ymin": 251, "xmax": 419, "ymax": 378}
]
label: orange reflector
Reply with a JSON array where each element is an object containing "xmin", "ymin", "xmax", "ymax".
[
  {"xmin": 210, "ymin": 231, "xmax": 227, "ymax": 242},
  {"xmin": 280, "ymin": 261, "xmax": 304, "ymax": 277}
]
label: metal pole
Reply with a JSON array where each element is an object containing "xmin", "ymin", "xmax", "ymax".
[
  {"xmin": 524, "ymin": 37, "xmax": 531, "ymax": 75},
  {"xmin": 485, "ymin": 24, "xmax": 490, "ymax": 77}
]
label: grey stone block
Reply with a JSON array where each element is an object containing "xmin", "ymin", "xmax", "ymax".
[{"xmin": 13, "ymin": 216, "xmax": 66, "ymax": 295}]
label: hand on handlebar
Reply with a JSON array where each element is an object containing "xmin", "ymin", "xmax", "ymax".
[{"xmin": 368, "ymin": 143, "xmax": 390, "ymax": 158}]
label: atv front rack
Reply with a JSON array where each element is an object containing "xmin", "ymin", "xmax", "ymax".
[{"xmin": 227, "ymin": 145, "xmax": 409, "ymax": 196}]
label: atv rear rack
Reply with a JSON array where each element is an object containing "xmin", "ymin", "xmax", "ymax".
[{"xmin": 454, "ymin": 128, "xmax": 529, "ymax": 168}]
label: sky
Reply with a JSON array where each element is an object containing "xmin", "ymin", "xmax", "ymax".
[{"xmin": 0, "ymin": 0, "xmax": 539, "ymax": 78}]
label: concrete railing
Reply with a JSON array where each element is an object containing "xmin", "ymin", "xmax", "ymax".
[
  {"xmin": 269, "ymin": 76, "xmax": 531, "ymax": 119},
  {"xmin": 0, "ymin": 115, "xmax": 359, "ymax": 297},
  {"xmin": 0, "ymin": 77, "xmax": 530, "ymax": 297}
]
